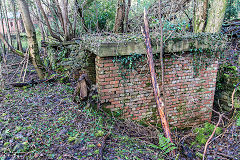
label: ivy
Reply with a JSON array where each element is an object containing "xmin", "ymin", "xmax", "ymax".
[{"xmin": 112, "ymin": 53, "xmax": 146, "ymax": 80}]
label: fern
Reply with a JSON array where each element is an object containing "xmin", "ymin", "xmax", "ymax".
[{"xmin": 148, "ymin": 134, "xmax": 176, "ymax": 155}]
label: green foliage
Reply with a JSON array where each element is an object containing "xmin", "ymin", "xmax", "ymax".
[
  {"xmin": 148, "ymin": 134, "xmax": 176, "ymax": 155},
  {"xmin": 113, "ymin": 53, "xmax": 145, "ymax": 80},
  {"xmin": 95, "ymin": 130, "xmax": 105, "ymax": 137},
  {"xmin": 224, "ymin": 0, "xmax": 239, "ymax": 20},
  {"xmin": 237, "ymin": 117, "xmax": 240, "ymax": 126},
  {"xmin": 84, "ymin": 0, "xmax": 117, "ymax": 31},
  {"xmin": 193, "ymin": 122, "xmax": 222, "ymax": 145},
  {"xmin": 216, "ymin": 63, "xmax": 239, "ymax": 91}
]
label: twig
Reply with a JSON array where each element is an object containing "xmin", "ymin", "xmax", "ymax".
[
  {"xmin": 98, "ymin": 132, "xmax": 111, "ymax": 160},
  {"xmin": 216, "ymin": 152, "xmax": 234, "ymax": 159},
  {"xmin": 22, "ymin": 49, "xmax": 30, "ymax": 82},
  {"xmin": 203, "ymin": 114, "xmax": 223, "ymax": 160},
  {"xmin": 231, "ymin": 82, "xmax": 240, "ymax": 110}
]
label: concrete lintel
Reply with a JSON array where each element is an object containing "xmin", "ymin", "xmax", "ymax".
[{"xmin": 96, "ymin": 38, "xmax": 212, "ymax": 57}]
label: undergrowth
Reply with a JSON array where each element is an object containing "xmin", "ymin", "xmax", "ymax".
[{"xmin": 193, "ymin": 122, "xmax": 222, "ymax": 145}]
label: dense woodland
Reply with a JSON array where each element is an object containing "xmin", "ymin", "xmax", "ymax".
[{"xmin": 0, "ymin": 0, "xmax": 239, "ymax": 159}]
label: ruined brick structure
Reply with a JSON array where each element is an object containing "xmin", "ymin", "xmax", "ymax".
[{"xmin": 92, "ymin": 39, "xmax": 219, "ymax": 128}]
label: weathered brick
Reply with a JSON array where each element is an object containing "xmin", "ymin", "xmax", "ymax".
[{"xmin": 96, "ymin": 54, "xmax": 217, "ymax": 127}]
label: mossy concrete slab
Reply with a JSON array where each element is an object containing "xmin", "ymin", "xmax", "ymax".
[{"xmin": 96, "ymin": 38, "xmax": 215, "ymax": 57}]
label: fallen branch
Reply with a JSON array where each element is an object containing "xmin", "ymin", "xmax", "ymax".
[
  {"xmin": 10, "ymin": 76, "xmax": 56, "ymax": 87},
  {"xmin": 216, "ymin": 151, "xmax": 235, "ymax": 159},
  {"xmin": 203, "ymin": 114, "xmax": 223, "ymax": 160},
  {"xmin": 97, "ymin": 132, "xmax": 110, "ymax": 160},
  {"xmin": 142, "ymin": 8, "xmax": 174, "ymax": 155},
  {"xmin": 0, "ymin": 33, "xmax": 24, "ymax": 57},
  {"xmin": 229, "ymin": 82, "xmax": 240, "ymax": 118}
]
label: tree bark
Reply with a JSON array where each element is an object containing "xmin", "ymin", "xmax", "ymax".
[
  {"xmin": 113, "ymin": 0, "xmax": 126, "ymax": 33},
  {"xmin": 204, "ymin": 0, "xmax": 227, "ymax": 33},
  {"xmin": 193, "ymin": 0, "xmax": 208, "ymax": 33},
  {"xmin": 11, "ymin": 0, "xmax": 23, "ymax": 52},
  {"xmin": 124, "ymin": 0, "xmax": 131, "ymax": 32},
  {"xmin": 142, "ymin": 8, "xmax": 173, "ymax": 146},
  {"xmin": 18, "ymin": 0, "xmax": 45, "ymax": 79}
]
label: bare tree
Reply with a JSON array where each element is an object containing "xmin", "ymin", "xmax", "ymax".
[
  {"xmin": 59, "ymin": 0, "xmax": 72, "ymax": 40},
  {"xmin": 36, "ymin": 0, "xmax": 62, "ymax": 42},
  {"xmin": 10, "ymin": 0, "xmax": 23, "ymax": 52},
  {"xmin": 0, "ymin": 0, "xmax": 6, "ymax": 56},
  {"xmin": 18, "ymin": 0, "xmax": 45, "ymax": 79},
  {"xmin": 2, "ymin": 0, "xmax": 12, "ymax": 46}
]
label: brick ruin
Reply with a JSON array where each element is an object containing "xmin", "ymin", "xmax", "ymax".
[{"xmin": 89, "ymin": 39, "xmax": 219, "ymax": 128}]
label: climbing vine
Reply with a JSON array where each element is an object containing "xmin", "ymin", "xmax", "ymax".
[{"xmin": 112, "ymin": 53, "xmax": 146, "ymax": 80}]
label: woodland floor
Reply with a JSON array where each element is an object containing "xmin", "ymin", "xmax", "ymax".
[{"xmin": 0, "ymin": 53, "xmax": 239, "ymax": 160}]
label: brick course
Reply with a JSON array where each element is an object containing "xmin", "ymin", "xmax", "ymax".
[{"xmin": 95, "ymin": 54, "xmax": 218, "ymax": 128}]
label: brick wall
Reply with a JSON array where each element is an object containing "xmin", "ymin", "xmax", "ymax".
[{"xmin": 95, "ymin": 54, "xmax": 218, "ymax": 128}]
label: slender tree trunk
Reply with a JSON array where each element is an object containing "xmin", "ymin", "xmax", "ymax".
[
  {"xmin": 36, "ymin": 0, "xmax": 62, "ymax": 42},
  {"xmin": 18, "ymin": 0, "xmax": 45, "ymax": 79},
  {"xmin": 11, "ymin": 0, "xmax": 23, "ymax": 52},
  {"xmin": 19, "ymin": 14, "xmax": 25, "ymax": 33},
  {"xmin": 59, "ymin": 0, "xmax": 72, "ymax": 40},
  {"xmin": 53, "ymin": 0, "xmax": 65, "ymax": 33},
  {"xmin": 158, "ymin": 0, "xmax": 167, "ymax": 115},
  {"xmin": 0, "ymin": 1, "xmax": 6, "ymax": 56},
  {"xmin": 143, "ymin": 8, "xmax": 173, "ymax": 146},
  {"xmin": 0, "ymin": 33, "xmax": 24, "ymax": 57},
  {"xmin": 204, "ymin": 0, "xmax": 227, "ymax": 33},
  {"xmin": 73, "ymin": 0, "xmax": 78, "ymax": 36},
  {"xmin": 113, "ymin": 0, "xmax": 126, "ymax": 33},
  {"xmin": 124, "ymin": 0, "xmax": 131, "ymax": 32},
  {"xmin": 2, "ymin": 0, "xmax": 12, "ymax": 46},
  {"xmin": 35, "ymin": 0, "xmax": 45, "ymax": 42},
  {"xmin": 193, "ymin": 0, "xmax": 208, "ymax": 33},
  {"xmin": 95, "ymin": 1, "xmax": 99, "ymax": 32},
  {"xmin": 76, "ymin": 0, "xmax": 95, "ymax": 32}
]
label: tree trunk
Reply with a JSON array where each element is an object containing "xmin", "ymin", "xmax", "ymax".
[
  {"xmin": 0, "ymin": 33, "xmax": 24, "ymax": 57},
  {"xmin": 18, "ymin": 0, "xmax": 45, "ymax": 79},
  {"xmin": 59, "ymin": 0, "xmax": 72, "ymax": 41},
  {"xmin": 193, "ymin": 0, "xmax": 208, "ymax": 33},
  {"xmin": 36, "ymin": 0, "xmax": 62, "ymax": 42},
  {"xmin": 204, "ymin": 0, "xmax": 227, "ymax": 33},
  {"xmin": 0, "ymin": 1, "xmax": 6, "ymax": 56},
  {"xmin": 53, "ymin": 0, "xmax": 65, "ymax": 34},
  {"xmin": 158, "ymin": 0, "xmax": 166, "ymax": 115},
  {"xmin": 2, "ymin": 0, "xmax": 12, "ymax": 46},
  {"xmin": 113, "ymin": 0, "xmax": 126, "ymax": 33},
  {"xmin": 76, "ymin": 0, "xmax": 95, "ymax": 32},
  {"xmin": 124, "ymin": 0, "xmax": 131, "ymax": 32},
  {"xmin": 142, "ymin": 8, "xmax": 173, "ymax": 145},
  {"xmin": 11, "ymin": 0, "xmax": 23, "ymax": 52},
  {"xmin": 35, "ymin": 1, "xmax": 45, "ymax": 42}
]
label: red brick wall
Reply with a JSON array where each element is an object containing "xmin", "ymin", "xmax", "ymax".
[{"xmin": 95, "ymin": 54, "xmax": 218, "ymax": 128}]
